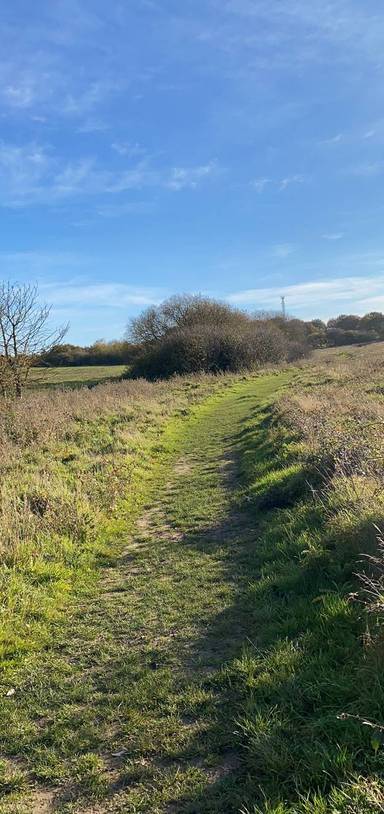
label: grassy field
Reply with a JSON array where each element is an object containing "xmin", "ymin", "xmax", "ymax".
[
  {"xmin": 28, "ymin": 365, "xmax": 126, "ymax": 389},
  {"xmin": 0, "ymin": 347, "xmax": 384, "ymax": 812}
]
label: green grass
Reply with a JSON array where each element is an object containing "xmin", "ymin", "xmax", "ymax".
[
  {"xmin": 28, "ymin": 365, "xmax": 127, "ymax": 390},
  {"xmin": 229, "ymin": 405, "xmax": 384, "ymax": 812},
  {"xmin": 0, "ymin": 370, "xmax": 383, "ymax": 812}
]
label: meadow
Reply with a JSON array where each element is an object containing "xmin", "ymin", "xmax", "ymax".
[
  {"xmin": 0, "ymin": 345, "xmax": 384, "ymax": 812},
  {"xmin": 28, "ymin": 365, "xmax": 126, "ymax": 390}
]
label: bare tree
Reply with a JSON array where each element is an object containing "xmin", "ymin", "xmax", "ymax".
[
  {"xmin": 0, "ymin": 282, "xmax": 68, "ymax": 397},
  {"xmin": 128, "ymin": 294, "xmax": 250, "ymax": 344}
]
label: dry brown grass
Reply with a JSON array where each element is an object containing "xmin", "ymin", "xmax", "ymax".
[
  {"xmin": 0, "ymin": 378, "xmax": 155, "ymax": 462},
  {"xmin": 279, "ymin": 341, "xmax": 384, "ymax": 607},
  {"xmin": 282, "ymin": 343, "xmax": 384, "ymax": 478},
  {"xmin": 0, "ymin": 378, "xmax": 164, "ymax": 569}
]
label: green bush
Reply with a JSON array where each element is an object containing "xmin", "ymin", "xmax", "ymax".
[{"xmin": 128, "ymin": 295, "xmax": 309, "ymax": 379}]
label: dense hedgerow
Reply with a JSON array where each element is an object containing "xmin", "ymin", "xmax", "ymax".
[{"xmin": 127, "ymin": 295, "xmax": 310, "ymax": 378}]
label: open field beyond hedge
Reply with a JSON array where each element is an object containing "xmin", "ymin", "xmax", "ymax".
[{"xmin": 28, "ymin": 365, "xmax": 127, "ymax": 390}]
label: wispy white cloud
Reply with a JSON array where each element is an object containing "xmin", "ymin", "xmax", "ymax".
[
  {"xmin": 96, "ymin": 201, "xmax": 155, "ymax": 218},
  {"xmin": 7, "ymin": 252, "xmax": 384, "ymax": 340},
  {"xmin": 349, "ymin": 162, "xmax": 384, "ymax": 178},
  {"xmin": 227, "ymin": 273, "xmax": 384, "ymax": 318},
  {"xmin": 0, "ymin": 46, "xmax": 123, "ymax": 127},
  {"xmin": 315, "ymin": 123, "xmax": 384, "ymax": 150},
  {"xmin": 43, "ymin": 272, "xmax": 384, "ymax": 335},
  {"xmin": 1, "ymin": 0, "xmax": 383, "ymax": 137},
  {"xmin": 166, "ymin": 161, "xmax": 218, "ymax": 191},
  {"xmin": 60, "ymin": 81, "xmax": 118, "ymax": 117},
  {"xmin": 252, "ymin": 177, "xmax": 272, "ymax": 193},
  {"xmin": 41, "ymin": 282, "xmax": 163, "ymax": 309},
  {"xmin": 0, "ymin": 250, "xmax": 87, "ymax": 275},
  {"xmin": 319, "ymin": 133, "xmax": 344, "ymax": 146},
  {"xmin": 0, "ymin": 253, "xmax": 164, "ymax": 316},
  {"xmin": 77, "ymin": 118, "xmax": 109, "ymax": 134},
  {"xmin": 279, "ymin": 174, "xmax": 306, "ymax": 191},
  {"xmin": 0, "ymin": 0, "xmax": 383, "ymax": 344},
  {"xmin": 0, "ymin": 142, "xmax": 53, "ymax": 205},
  {"xmin": 0, "ymin": 141, "xmax": 219, "ymax": 206},
  {"xmin": 111, "ymin": 142, "xmax": 146, "ymax": 158},
  {"xmin": 251, "ymin": 175, "xmax": 307, "ymax": 193},
  {"xmin": 0, "ymin": 57, "xmax": 57, "ymax": 113},
  {"xmin": 272, "ymin": 243, "xmax": 296, "ymax": 258},
  {"xmin": 4, "ymin": 77, "xmax": 41, "ymax": 109},
  {"xmin": 218, "ymin": 0, "xmax": 384, "ymax": 69}
]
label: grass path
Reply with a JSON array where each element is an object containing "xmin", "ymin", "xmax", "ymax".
[{"xmin": 0, "ymin": 373, "xmax": 292, "ymax": 813}]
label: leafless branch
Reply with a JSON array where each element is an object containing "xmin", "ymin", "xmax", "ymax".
[{"xmin": 0, "ymin": 282, "xmax": 68, "ymax": 397}]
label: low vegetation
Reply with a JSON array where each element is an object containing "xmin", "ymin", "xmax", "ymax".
[
  {"xmin": 28, "ymin": 364, "xmax": 126, "ymax": 390},
  {"xmin": 0, "ymin": 371, "xmax": 238, "ymax": 684},
  {"xmin": 1, "ymin": 288, "xmax": 384, "ymax": 812},
  {"xmin": 230, "ymin": 343, "xmax": 384, "ymax": 812}
]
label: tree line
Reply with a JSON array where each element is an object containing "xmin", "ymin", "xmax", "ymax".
[
  {"xmin": 40, "ymin": 310, "xmax": 384, "ymax": 373},
  {"xmin": 39, "ymin": 339, "xmax": 137, "ymax": 367},
  {"xmin": 2, "ymin": 281, "xmax": 384, "ymax": 396},
  {"xmin": 124, "ymin": 300, "xmax": 384, "ymax": 378}
]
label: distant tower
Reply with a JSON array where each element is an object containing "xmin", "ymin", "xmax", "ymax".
[{"xmin": 281, "ymin": 295, "xmax": 286, "ymax": 319}]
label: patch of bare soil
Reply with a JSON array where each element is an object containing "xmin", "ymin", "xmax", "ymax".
[
  {"xmin": 172, "ymin": 458, "xmax": 192, "ymax": 476},
  {"xmin": 31, "ymin": 789, "xmax": 57, "ymax": 813}
]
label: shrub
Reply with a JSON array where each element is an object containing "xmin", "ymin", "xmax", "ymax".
[
  {"xmin": 129, "ymin": 294, "xmax": 250, "ymax": 344},
  {"xmin": 128, "ymin": 296, "xmax": 309, "ymax": 379},
  {"xmin": 129, "ymin": 321, "xmax": 290, "ymax": 379}
]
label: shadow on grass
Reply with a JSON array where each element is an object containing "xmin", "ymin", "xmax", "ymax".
[
  {"xmin": 28, "ymin": 375, "xmax": 123, "ymax": 391},
  {"xmin": 157, "ymin": 408, "xmax": 384, "ymax": 811},
  {"xmin": 5, "ymin": 404, "xmax": 384, "ymax": 812}
]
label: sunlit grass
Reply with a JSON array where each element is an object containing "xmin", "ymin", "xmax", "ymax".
[
  {"xmin": 1, "ymin": 346, "xmax": 384, "ymax": 811},
  {"xmin": 28, "ymin": 364, "xmax": 127, "ymax": 390}
]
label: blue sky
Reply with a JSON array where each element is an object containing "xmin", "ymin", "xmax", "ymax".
[{"xmin": 1, "ymin": 0, "xmax": 384, "ymax": 343}]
